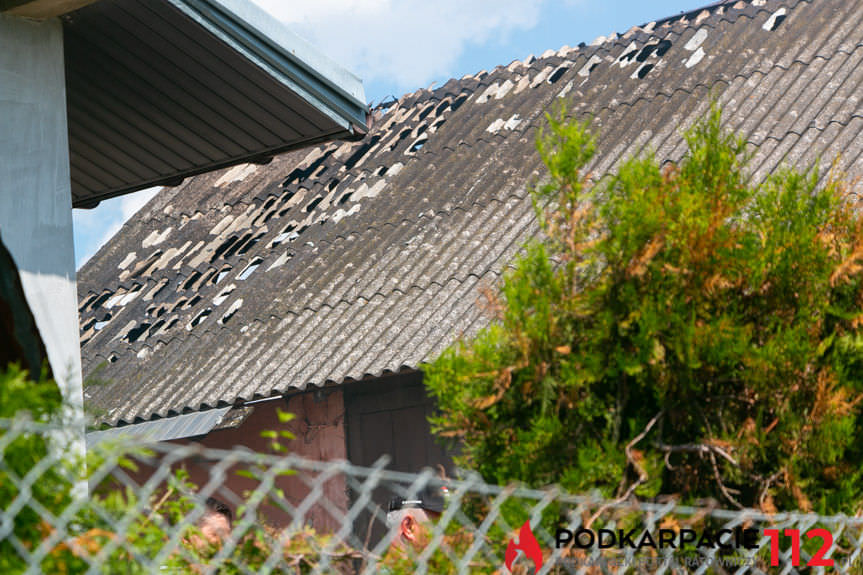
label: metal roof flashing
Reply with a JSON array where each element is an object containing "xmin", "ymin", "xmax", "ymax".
[
  {"xmin": 167, "ymin": 0, "xmax": 368, "ymax": 129},
  {"xmin": 63, "ymin": 0, "xmax": 369, "ymax": 208}
]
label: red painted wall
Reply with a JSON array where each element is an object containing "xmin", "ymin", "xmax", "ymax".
[{"xmin": 124, "ymin": 387, "xmax": 347, "ymax": 533}]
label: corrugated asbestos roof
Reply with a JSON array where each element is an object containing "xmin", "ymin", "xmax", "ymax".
[
  {"xmin": 63, "ymin": 0, "xmax": 368, "ymax": 208},
  {"xmin": 80, "ymin": 0, "xmax": 863, "ymax": 426}
]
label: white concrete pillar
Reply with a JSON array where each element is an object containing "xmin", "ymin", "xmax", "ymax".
[{"xmin": 0, "ymin": 14, "xmax": 82, "ymax": 417}]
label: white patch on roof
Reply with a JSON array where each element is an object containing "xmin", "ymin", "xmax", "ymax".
[
  {"xmin": 118, "ymin": 252, "xmax": 136, "ymax": 270},
  {"xmin": 332, "ymin": 203, "xmax": 361, "ymax": 223},
  {"xmin": 219, "ymin": 298, "xmax": 243, "ymax": 325},
  {"xmin": 578, "ymin": 55, "xmax": 603, "ymax": 78},
  {"xmin": 267, "ymin": 251, "xmax": 292, "ymax": 270},
  {"xmin": 486, "ymin": 118, "xmax": 506, "ymax": 133},
  {"xmin": 388, "ymin": 162, "xmax": 404, "ymax": 177},
  {"xmin": 685, "ymin": 28, "xmax": 708, "ymax": 51},
  {"xmin": 514, "ymin": 74, "xmax": 531, "ymax": 94},
  {"xmin": 530, "ymin": 66, "xmax": 552, "ymax": 88},
  {"xmin": 487, "ymin": 114, "xmax": 522, "ymax": 134},
  {"xmin": 685, "ymin": 47, "xmax": 706, "ymax": 68},
  {"xmin": 474, "ymin": 83, "xmax": 500, "ymax": 104},
  {"xmin": 210, "ymin": 214, "xmax": 235, "ymax": 236},
  {"xmin": 495, "ymin": 79, "xmax": 514, "ymax": 100},
  {"xmin": 213, "ymin": 284, "xmax": 236, "ymax": 306},
  {"xmin": 557, "ymin": 80, "xmax": 574, "ymax": 99},
  {"xmin": 617, "ymin": 42, "xmax": 638, "ymax": 67},
  {"xmin": 215, "ymin": 163, "xmax": 258, "ymax": 187},
  {"xmin": 143, "ymin": 227, "xmax": 172, "ymax": 248},
  {"xmin": 504, "ymin": 114, "xmax": 522, "ymax": 131},
  {"xmin": 763, "ymin": 8, "xmax": 786, "ymax": 31}
]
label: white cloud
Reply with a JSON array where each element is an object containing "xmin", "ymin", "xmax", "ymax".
[{"xmin": 252, "ymin": 0, "xmax": 544, "ymax": 92}]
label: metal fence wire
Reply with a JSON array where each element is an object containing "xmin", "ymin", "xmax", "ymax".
[{"xmin": 2, "ymin": 417, "xmax": 863, "ymax": 574}]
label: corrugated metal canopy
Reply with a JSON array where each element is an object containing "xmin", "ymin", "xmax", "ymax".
[
  {"xmin": 63, "ymin": 0, "xmax": 368, "ymax": 209},
  {"xmin": 85, "ymin": 406, "xmax": 232, "ymax": 447}
]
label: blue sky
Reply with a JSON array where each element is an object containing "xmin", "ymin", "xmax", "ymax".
[{"xmin": 73, "ymin": 0, "xmax": 707, "ymax": 269}]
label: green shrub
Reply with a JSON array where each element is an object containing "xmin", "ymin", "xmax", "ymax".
[{"xmin": 425, "ymin": 105, "xmax": 863, "ymax": 514}]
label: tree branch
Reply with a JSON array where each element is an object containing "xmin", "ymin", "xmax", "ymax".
[
  {"xmin": 655, "ymin": 442, "xmax": 738, "ymax": 466},
  {"xmin": 586, "ymin": 411, "xmax": 663, "ymax": 528}
]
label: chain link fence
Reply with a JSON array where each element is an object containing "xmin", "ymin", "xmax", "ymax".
[{"xmin": 2, "ymin": 416, "xmax": 863, "ymax": 574}]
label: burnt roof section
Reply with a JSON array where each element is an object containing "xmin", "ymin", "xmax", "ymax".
[
  {"xmin": 62, "ymin": 0, "xmax": 368, "ymax": 208},
  {"xmin": 80, "ymin": 0, "xmax": 862, "ymax": 425}
]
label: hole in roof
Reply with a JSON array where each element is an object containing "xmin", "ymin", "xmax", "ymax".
[
  {"xmin": 417, "ymin": 103, "xmax": 435, "ymax": 122},
  {"xmin": 213, "ymin": 284, "xmax": 236, "ymax": 306},
  {"xmin": 80, "ymin": 293, "xmax": 98, "ymax": 311},
  {"xmin": 91, "ymin": 291, "xmax": 113, "ymax": 309},
  {"xmin": 655, "ymin": 39, "xmax": 672, "ymax": 57},
  {"xmin": 390, "ymin": 128, "xmax": 413, "ymax": 151},
  {"xmin": 450, "ymin": 94, "xmax": 469, "ymax": 111},
  {"xmin": 327, "ymin": 178, "xmax": 341, "ymax": 191},
  {"xmin": 210, "ymin": 235, "xmax": 239, "ymax": 263},
  {"xmin": 186, "ymin": 295, "xmax": 202, "ymax": 308},
  {"xmin": 342, "ymin": 135, "xmax": 380, "ymax": 170},
  {"xmin": 619, "ymin": 48, "xmax": 638, "ymax": 63},
  {"xmin": 220, "ymin": 299, "xmax": 243, "ymax": 325},
  {"xmin": 263, "ymin": 196, "xmax": 276, "ymax": 210},
  {"xmin": 282, "ymin": 155, "xmax": 327, "ymax": 187},
  {"xmin": 199, "ymin": 268, "xmax": 217, "ymax": 286},
  {"xmin": 213, "ymin": 266, "xmax": 232, "ymax": 284},
  {"xmin": 182, "ymin": 271, "xmax": 201, "ymax": 291},
  {"xmin": 296, "ymin": 224, "xmax": 309, "ymax": 236},
  {"xmin": 305, "ymin": 196, "xmax": 324, "ymax": 212},
  {"xmin": 272, "ymin": 224, "xmax": 297, "ymax": 247},
  {"xmin": 108, "ymin": 354, "xmax": 118, "ymax": 363},
  {"xmin": 547, "ymin": 66, "xmax": 568, "ymax": 84},
  {"xmin": 374, "ymin": 166, "xmax": 388, "ymax": 177},
  {"xmin": 338, "ymin": 192, "xmax": 353, "ymax": 205},
  {"xmin": 224, "ymin": 232, "xmax": 252, "ymax": 259},
  {"xmin": 94, "ymin": 312, "xmax": 112, "ymax": 331},
  {"xmin": 150, "ymin": 280, "xmax": 169, "ymax": 300},
  {"xmin": 261, "ymin": 208, "xmax": 278, "ymax": 226},
  {"xmin": 155, "ymin": 306, "xmax": 167, "ymax": 318},
  {"xmin": 237, "ymin": 258, "xmax": 263, "ymax": 280},
  {"xmin": 164, "ymin": 317, "xmax": 179, "ymax": 331},
  {"xmin": 82, "ymin": 318, "xmax": 96, "ymax": 331},
  {"xmin": 148, "ymin": 320, "xmax": 165, "ymax": 336},
  {"xmin": 187, "ymin": 308, "xmax": 212, "ymax": 330},
  {"xmin": 415, "ymin": 124, "xmax": 428, "ymax": 137},
  {"xmin": 763, "ymin": 8, "xmax": 786, "ymax": 31},
  {"xmin": 237, "ymin": 232, "xmax": 264, "ymax": 256},
  {"xmin": 172, "ymin": 298, "xmax": 188, "ymax": 312},
  {"xmin": 435, "ymin": 100, "xmax": 450, "ymax": 115},
  {"xmin": 130, "ymin": 251, "xmax": 163, "ymax": 279},
  {"xmin": 636, "ymin": 43, "xmax": 657, "ymax": 62},
  {"xmin": 125, "ymin": 322, "xmax": 151, "ymax": 343},
  {"xmin": 408, "ymin": 137, "xmax": 427, "ymax": 153},
  {"xmin": 637, "ymin": 64, "xmax": 654, "ymax": 79}
]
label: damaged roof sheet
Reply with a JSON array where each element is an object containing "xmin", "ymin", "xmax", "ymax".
[{"xmin": 80, "ymin": 0, "xmax": 863, "ymax": 425}]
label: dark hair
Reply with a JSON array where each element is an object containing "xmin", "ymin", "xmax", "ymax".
[{"xmin": 204, "ymin": 497, "xmax": 233, "ymax": 523}]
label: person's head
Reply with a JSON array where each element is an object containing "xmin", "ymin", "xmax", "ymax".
[
  {"xmin": 386, "ymin": 486, "xmax": 445, "ymax": 551},
  {"xmin": 198, "ymin": 497, "xmax": 232, "ymax": 545}
]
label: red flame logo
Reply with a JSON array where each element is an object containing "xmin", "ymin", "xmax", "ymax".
[{"xmin": 504, "ymin": 521, "xmax": 543, "ymax": 573}]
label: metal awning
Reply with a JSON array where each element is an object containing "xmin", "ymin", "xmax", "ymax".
[
  {"xmin": 85, "ymin": 406, "xmax": 232, "ymax": 447},
  {"xmin": 60, "ymin": 0, "xmax": 369, "ymax": 208}
]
